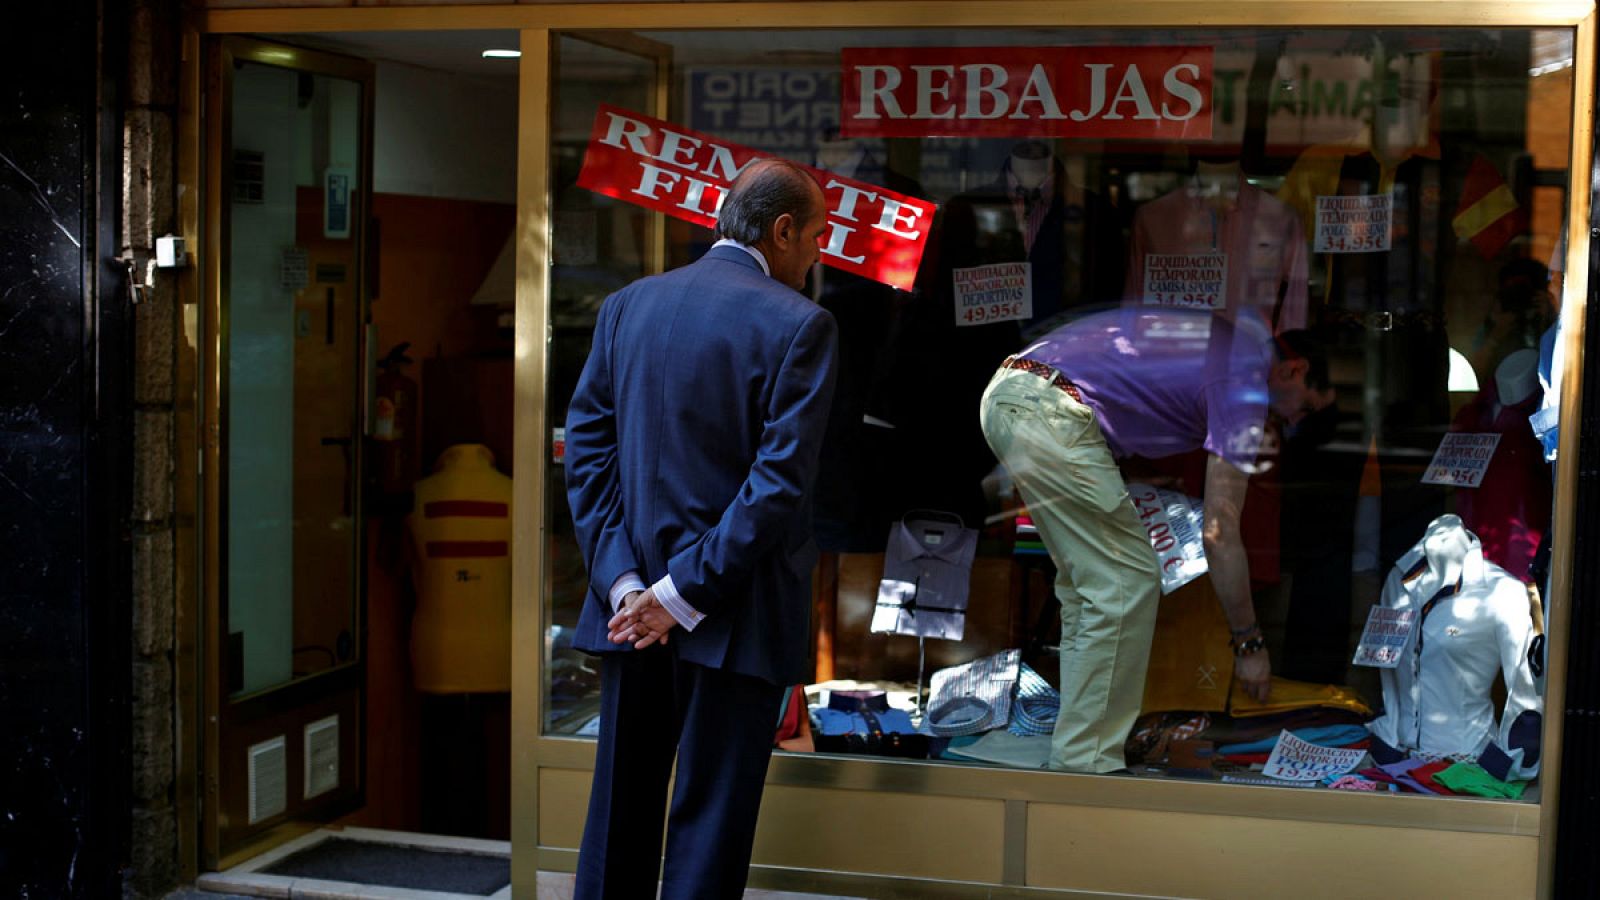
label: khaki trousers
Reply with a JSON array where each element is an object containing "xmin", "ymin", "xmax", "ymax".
[{"xmin": 979, "ymin": 366, "xmax": 1161, "ymax": 773}]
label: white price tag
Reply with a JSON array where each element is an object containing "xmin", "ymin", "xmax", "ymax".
[
  {"xmin": 1261, "ymin": 731, "xmax": 1366, "ymax": 782},
  {"xmin": 1352, "ymin": 607, "xmax": 1416, "ymax": 668},
  {"xmin": 953, "ymin": 262, "xmax": 1031, "ymax": 327},
  {"xmin": 1127, "ymin": 483, "xmax": 1207, "ymax": 595},
  {"xmin": 1141, "ymin": 252, "xmax": 1227, "ymax": 310},
  {"xmin": 1421, "ymin": 433, "xmax": 1501, "ymax": 488},
  {"xmin": 1314, "ymin": 193, "xmax": 1392, "ymax": 253}
]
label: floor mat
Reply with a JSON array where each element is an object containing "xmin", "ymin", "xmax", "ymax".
[{"xmin": 260, "ymin": 837, "xmax": 509, "ymax": 895}]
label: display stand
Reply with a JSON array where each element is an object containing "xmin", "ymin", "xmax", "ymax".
[{"xmin": 915, "ymin": 634, "xmax": 927, "ymax": 722}]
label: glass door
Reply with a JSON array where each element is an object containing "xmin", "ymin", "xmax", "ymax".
[{"xmin": 202, "ymin": 36, "xmax": 374, "ymax": 864}]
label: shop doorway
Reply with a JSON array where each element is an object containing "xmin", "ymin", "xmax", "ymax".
[
  {"xmin": 201, "ymin": 36, "xmax": 374, "ymax": 866},
  {"xmin": 196, "ymin": 31, "xmax": 525, "ymax": 885}
]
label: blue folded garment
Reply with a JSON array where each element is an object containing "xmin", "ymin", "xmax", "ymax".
[
  {"xmin": 813, "ymin": 707, "xmax": 918, "ymax": 737},
  {"xmin": 1008, "ymin": 664, "xmax": 1059, "ymax": 737},
  {"xmin": 1218, "ymin": 724, "xmax": 1371, "ymax": 756}
]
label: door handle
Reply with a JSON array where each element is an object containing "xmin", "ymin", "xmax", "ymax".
[{"xmin": 321, "ymin": 437, "xmax": 354, "ymax": 515}]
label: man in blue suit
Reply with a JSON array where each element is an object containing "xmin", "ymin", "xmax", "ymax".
[{"xmin": 565, "ymin": 159, "xmax": 838, "ymax": 899}]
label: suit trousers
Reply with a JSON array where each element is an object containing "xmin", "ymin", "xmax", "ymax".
[
  {"xmin": 575, "ymin": 642, "xmax": 784, "ymax": 900},
  {"xmin": 980, "ymin": 366, "xmax": 1161, "ymax": 773}
]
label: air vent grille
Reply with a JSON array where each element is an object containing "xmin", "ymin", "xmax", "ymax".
[
  {"xmin": 304, "ymin": 714, "xmax": 340, "ymax": 799},
  {"xmin": 247, "ymin": 735, "xmax": 287, "ymax": 824}
]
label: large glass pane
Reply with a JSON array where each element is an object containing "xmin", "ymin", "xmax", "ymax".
[
  {"xmin": 546, "ymin": 26, "xmax": 1572, "ymax": 804},
  {"xmin": 226, "ymin": 62, "xmax": 364, "ymax": 696},
  {"xmin": 545, "ymin": 37, "xmax": 658, "ymax": 732}
]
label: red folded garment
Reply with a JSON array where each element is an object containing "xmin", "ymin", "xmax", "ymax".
[{"xmin": 1411, "ymin": 759, "xmax": 1458, "ymax": 795}]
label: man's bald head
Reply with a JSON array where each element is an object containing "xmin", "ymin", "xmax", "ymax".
[{"xmin": 713, "ymin": 159, "xmax": 824, "ymax": 246}]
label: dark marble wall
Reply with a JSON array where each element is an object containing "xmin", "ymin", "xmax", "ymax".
[{"xmin": 0, "ymin": 1, "xmax": 131, "ymax": 896}]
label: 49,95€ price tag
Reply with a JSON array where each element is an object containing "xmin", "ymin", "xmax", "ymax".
[{"xmin": 953, "ymin": 262, "xmax": 1032, "ymax": 327}]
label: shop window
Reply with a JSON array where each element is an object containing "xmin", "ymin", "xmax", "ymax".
[{"xmin": 544, "ymin": 27, "xmax": 1572, "ymax": 803}]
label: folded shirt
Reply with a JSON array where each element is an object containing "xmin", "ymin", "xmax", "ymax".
[
  {"xmin": 1410, "ymin": 759, "xmax": 1458, "ymax": 795},
  {"xmin": 1008, "ymin": 664, "xmax": 1059, "ymax": 737},
  {"xmin": 1358, "ymin": 758, "xmax": 1453, "ymax": 795},
  {"xmin": 1220, "ymin": 740, "xmax": 1367, "ymax": 766},
  {"xmin": 1217, "ymin": 724, "xmax": 1372, "ymax": 756},
  {"xmin": 813, "ymin": 707, "xmax": 918, "ymax": 737},
  {"xmin": 1434, "ymin": 761, "xmax": 1528, "ymax": 799}
]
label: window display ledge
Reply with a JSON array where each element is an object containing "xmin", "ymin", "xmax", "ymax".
[{"xmin": 533, "ymin": 735, "xmax": 1540, "ymax": 837}]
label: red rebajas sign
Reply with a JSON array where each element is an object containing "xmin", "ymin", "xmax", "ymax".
[
  {"xmin": 841, "ymin": 46, "xmax": 1213, "ymax": 140},
  {"xmin": 576, "ymin": 104, "xmax": 935, "ymax": 291}
]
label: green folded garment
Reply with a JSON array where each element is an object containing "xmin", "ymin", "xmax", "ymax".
[{"xmin": 1433, "ymin": 762, "xmax": 1527, "ymax": 799}]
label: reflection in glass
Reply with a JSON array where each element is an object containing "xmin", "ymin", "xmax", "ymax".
[
  {"xmin": 541, "ymin": 26, "xmax": 1572, "ymax": 803},
  {"xmin": 226, "ymin": 62, "xmax": 363, "ymax": 696},
  {"xmin": 545, "ymin": 37, "xmax": 659, "ymax": 731}
]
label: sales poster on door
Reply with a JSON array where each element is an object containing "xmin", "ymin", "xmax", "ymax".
[{"xmin": 576, "ymin": 104, "xmax": 935, "ymax": 291}]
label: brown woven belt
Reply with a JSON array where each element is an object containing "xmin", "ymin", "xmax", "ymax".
[{"xmin": 1001, "ymin": 356, "xmax": 1084, "ymax": 404}]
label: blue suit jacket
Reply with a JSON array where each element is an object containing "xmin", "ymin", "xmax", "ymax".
[{"xmin": 565, "ymin": 245, "xmax": 839, "ymax": 685}]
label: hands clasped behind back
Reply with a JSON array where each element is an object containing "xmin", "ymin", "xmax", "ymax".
[{"xmin": 608, "ymin": 589, "xmax": 677, "ymax": 648}]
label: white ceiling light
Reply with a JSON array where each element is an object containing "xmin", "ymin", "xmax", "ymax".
[
  {"xmin": 482, "ymin": 49, "xmax": 521, "ymax": 59},
  {"xmin": 1448, "ymin": 348, "xmax": 1479, "ymax": 393}
]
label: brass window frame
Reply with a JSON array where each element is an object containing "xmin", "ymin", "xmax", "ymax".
[{"xmin": 183, "ymin": 4, "xmax": 1596, "ymax": 896}]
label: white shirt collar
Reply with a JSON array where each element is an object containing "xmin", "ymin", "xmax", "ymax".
[{"xmin": 711, "ymin": 238, "xmax": 771, "ymax": 277}]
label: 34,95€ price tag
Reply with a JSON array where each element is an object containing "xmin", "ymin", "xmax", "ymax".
[
  {"xmin": 1352, "ymin": 607, "xmax": 1415, "ymax": 668},
  {"xmin": 1141, "ymin": 252, "xmax": 1226, "ymax": 310},
  {"xmin": 1314, "ymin": 193, "xmax": 1392, "ymax": 254}
]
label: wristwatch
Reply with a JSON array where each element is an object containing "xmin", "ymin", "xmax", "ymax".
[
  {"xmin": 1229, "ymin": 624, "xmax": 1266, "ymax": 657},
  {"xmin": 1231, "ymin": 635, "xmax": 1267, "ymax": 657}
]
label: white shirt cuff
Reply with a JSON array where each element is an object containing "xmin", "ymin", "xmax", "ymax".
[
  {"xmin": 609, "ymin": 571, "xmax": 648, "ymax": 613},
  {"xmin": 652, "ymin": 574, "xmax": 705, "ymax": 632}
]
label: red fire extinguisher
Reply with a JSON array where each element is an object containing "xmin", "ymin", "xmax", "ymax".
[{"xmin": 373, "ymin": 342, "xmax": 419, "ymax": 499}]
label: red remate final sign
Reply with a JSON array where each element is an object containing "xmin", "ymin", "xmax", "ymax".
[
  {"xmin": 576, "ymin": 104, "xmax": 935, "ymax": 292},
  {"xmin": 841, "ymin": 46, "xmax": 1213, "ymax": 140}
]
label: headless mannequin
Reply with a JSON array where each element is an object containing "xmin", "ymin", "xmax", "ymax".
[
  {"xmin": 1010, "ymin": 143, "xmax": 1051, "ymax": 192},
  {"xmin": 815, "ymin": 135, "xmax": 876, "ymax": 179},
  {"xmin": 1418, "ymin": 515, "xmax": 1471, "ymax": 594},
  {"xmin": 1369, "ymin": 514, "xmax": 1543, "ymax": 779},
  {"xmin": 1192, "ymin": 159, "xmax": 1243, "ymax": 212},
  {"xmin": 1494, "ymin": 348, "xmax": 1541, "ymax": 415},
  {"xmin": 1452, "ymin": 347, "xmax": 1550, "ymax": 579}
]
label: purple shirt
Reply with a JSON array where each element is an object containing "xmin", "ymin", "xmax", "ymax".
[{"xmin": 1017, "ymin": 308, "xmax": 1273, "ymax": 471}]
